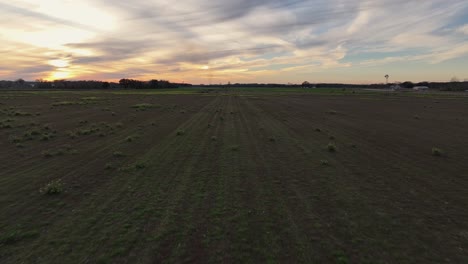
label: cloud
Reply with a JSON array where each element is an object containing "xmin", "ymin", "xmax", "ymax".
[
  {"xmin": 456, "ymin": 24, "xmax": 468, "ymax": 35},
  {"xmin": 1, "ymin": 0, "xmax": 468, "ymax": 83}
]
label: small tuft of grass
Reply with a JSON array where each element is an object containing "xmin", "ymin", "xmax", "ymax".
[
  {"xmin": 315, "ymin": 128, "xmax": 321, "ymax": 132},
  {"xmin": 320, "ymin": 160, "xmax": 329, "ymax": 166},
  {"xmin": 414, "ymin": 115, "xmax": 421, "ymax": 120},
  {"xmin": 52, "ymin": 101, "xmax": 76, "ymax": 107},
  {"xmin": 134, "ymin": 162, "xmax": 146, "ymax": 169},
  {"xmin": 113, "ymin": 151, "xmax": 125, "ymax": 157},
  {"xmin": 132, "ymin": 103, "xmax": 158, "ymax": 111},
  {"xmin": 432, "ymin": 147, "xmax": 443, "ymax": 157},
  {"xmin": 41, "ymin": 150, "xmax": 54, "ymax": 158},
  {"xmin": 327, "ymin": 110, "xmax": 338, "ymax": 115},
  {"xmin": 230, "ymin": 145, "xmax": 239, "ymax": 151},
  {"xmin": 327, "ymin": 143, "xmax": 337, "ymax": 152},
  {"xmin": 329, "ymin": 135, "xmax": 335, "ymax": 140},
  {"xmin": 176, "ymin": 130, "xmax": 185, "ymax": 136},
  {"xmin": 126, "ymin": 136, "xmax": 134, "ymax": 142},
  {"xmin": 40, "ymin": 134, "xmax": 51, "ymax": 141},
  {"xmin": 105, "ymin": 163, "xmax": 114, "ymax": 170},
  {"xmin": 211, "ymin": 136, "xmax": 217, "ymax": 141},
  {"xmin": 40, "ymin": 179, "xmax": 63, "ymax": 195},
  {"xmin": 268, "ymin": 137, "xmax": 276, "ymax": 142}
]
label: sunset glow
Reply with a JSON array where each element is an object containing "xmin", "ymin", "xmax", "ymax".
[{"xmin": 1, "ymin": 0, "xmax": 467, "ymax": 83}]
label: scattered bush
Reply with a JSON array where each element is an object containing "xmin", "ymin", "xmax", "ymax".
[
  {"xmin": 40, "ymin": 179, "xmax": 63, "ymax": 195},
  {"xmin": 113, "ymin": 151, "xmax": 125, "ymax": 157},
  {"xmin": 432, "ymin": 147, "xmax": 443, "ymax": 156},
  {"xmin": 105, "ymin": 163, "xmax": 114, "ymax": 170},
  {"xmin": 134, "ymin": 162, "xmax": 146, "ymax": 169},
  {"xmin": 327, "ymin": 143, "xmax": 337, "ymax": 152},
  {"xmin": 132, "ymin": 103, "xmax": 158, "ymax": 111},
  {"xmin": 40, "ymin": 134, "xmax": 51, "ymax": 141}
]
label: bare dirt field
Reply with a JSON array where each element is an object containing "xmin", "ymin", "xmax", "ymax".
[{"xmin": 1, "ymin": 89, "xmax": 467, "ymax": 263}]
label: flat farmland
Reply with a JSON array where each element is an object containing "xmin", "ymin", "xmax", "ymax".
[{"xmin": 1, "ymin": 89, "xmax": 467, "ymax": 263}]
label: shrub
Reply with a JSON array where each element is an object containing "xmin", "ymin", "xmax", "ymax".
[
  {"xmin": 432, "ymin": 148, "xmax": 443, "ymax": 156},
  {"xmin": 320, "ymin": 160, "xmax": 329, "ymax": 166},
  {"xmin": 315, "ymin": 128, "xmax": 321, "ymax": 132},
  {"xmin": 105, "ymin": 163, "xmax": 114, "ymax": 170},
  {"xmin": 9, "ymin": 136, "xmax": 21, "ymax": 143},
  {"xmin": 42, "ymin": 150, "xmax": 54, "ymax": 158},
  {"xmin": 134, "ymin": 162, "xmax": 146, "ymax": 169},
  {"xmin": 126, "ymin": 136, "xmax": 134, "ymax": 142},
  {"xmin": 176, "ymin": 130, "xmax": 185, "ymax": 136},
  {"xmin": 113, "ymin": 151, "xmax": 125, "ymax": 157},
  {"xmin": 327, "ymin": 143, "xmax": 336, "ymax": 152},
  {"xmin": 40, "ymin": 134, "xmax": 51, "ymax": 141},
  {"xmin": 40, "ymin": 179, "xmax": 63, "ymax": 195}
]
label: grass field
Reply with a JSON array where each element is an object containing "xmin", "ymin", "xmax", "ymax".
[{"xmin": 1, "ymin": 88, "xmax": 467, "ymax": 263}]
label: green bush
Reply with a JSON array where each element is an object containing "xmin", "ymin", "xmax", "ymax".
[{"xmin": 40, "ymin": 179, "xmax": 63, "ymax": 195}]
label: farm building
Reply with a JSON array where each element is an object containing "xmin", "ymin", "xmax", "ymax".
[{"xmin": 413, "ymin": 86, "xmax": 429, "ymax": 91}]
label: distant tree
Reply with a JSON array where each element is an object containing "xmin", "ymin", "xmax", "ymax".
[
  {"xmin": 450, "ymin": 76, "xmax": 460, "ymax": 82},
  {"xmin": 148, "ymin": 79, "xmax": 159, "ymax": 89},
  {"xmin": 102, "ymin": 82, "xmax": 110, "ymax": 89},
  {"xmin": 401, "ymin": 81, "xmax": 414, "ymax": 88},
  {"xmin": 15, "ymin": 78, "xmax": 25, "ymax": 86},
  {"xmin": 302, "ymin": 81, "xmax": 312, "ymax": 88},
  {"xmin": 384, "ymin": 74, "xmax": 389, "ymax": 84}
]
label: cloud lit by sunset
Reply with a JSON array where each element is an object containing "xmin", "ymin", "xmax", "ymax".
[{"xmin": 1, "ymin": 0, "xmax": 467, "ymax": 83}]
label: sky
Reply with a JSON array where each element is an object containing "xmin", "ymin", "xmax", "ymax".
[{"xmin": 1, "ymin": 0, "xmax": 467, "ymax": 84}]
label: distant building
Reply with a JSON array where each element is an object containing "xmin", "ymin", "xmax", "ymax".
[
  {"xmin": 390, "ymin": 84, "xmax": 402, "ymax": 90},
  {"xmin": 413, "ymin": 86, "xmax": 429, "ymax": 91}
]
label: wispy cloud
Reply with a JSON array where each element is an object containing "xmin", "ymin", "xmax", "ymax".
[{"xmin": 1, "ymin": 0, "xmax": 467, "ymax": 83}]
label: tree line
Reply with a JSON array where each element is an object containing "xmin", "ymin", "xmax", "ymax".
[{"xmin": 0, "ymin": 79, "xmax": 191, "ymax": 90}]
